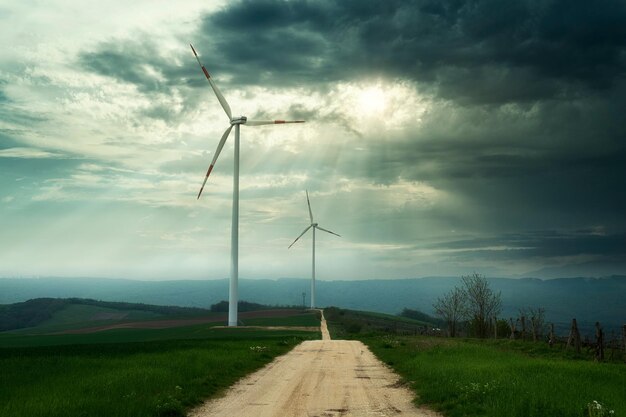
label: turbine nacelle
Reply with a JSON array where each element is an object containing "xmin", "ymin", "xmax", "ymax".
[{"xmin": 230, "ymin": 116, "xmax": 247, "ymax": 125}]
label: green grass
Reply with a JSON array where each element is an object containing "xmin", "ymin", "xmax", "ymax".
[
  {"xmin": 324, "ymin": 306, "xmax": 436, "ymax": 339},
  {"xmin": 362, "ymin": 335, "xmax": 626, "ymax": 417},
  {"xmin": 349, "ymin": 309, "xmax": 435, "ymax": 326},
  {"xmin": 0, "ymin": 326, "xmax": 319, "ymax": 417},
  {"xmin": 0, "ymin": 316, "xmax": 321, "ymax": 348},
  {"xmin": 43, "ymin": 304, "xmax": 163, "ymax": 325},
  {"xmin": 7, "ymin": 304, "xmax": 168, "ymax": 334},
  {"xmin": 242, "ymin": 311, "xmax": 321, "ymax": 327}
]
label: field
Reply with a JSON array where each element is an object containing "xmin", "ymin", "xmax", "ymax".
[
  {"xmin": 325, "ymin": 309, "xmax": 626, "ymax": 417},
  {"xmin": 324, "ymin": 306, "xmax": 438, "ymax": 337},
  {"xmin": 0, "ymin": 308, "xmax": 321, "ymax": 417}
]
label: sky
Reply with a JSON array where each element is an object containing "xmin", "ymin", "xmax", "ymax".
[{"xmin": 1, "ymin": 0, "xmax": 625, "ymax": 281}]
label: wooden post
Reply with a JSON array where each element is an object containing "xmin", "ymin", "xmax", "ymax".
[
  {"xmin": 609, "ymin": 330, "xmax": 616, "ymax": 361},
  {"xmin": 521, "ymin": 316, "xmax": 526, "ymax": 341},
  {"xmin": 622, "ymin": 324, "xmax": 626, "ymax": 354},
  {"xmin": 595, "ymin": 322, "xmax": 604, "ymax": 362},
  {"xmin": 509, "ymin": 318, "xmax": 516, "ymax": 339},
  {"xmin": 549, "ymin": 323, "xmax": 555, "ymax": 347},
  {"xmin": 566, "ymin": 318, "xmax": 581, "ymax": 353},
  {"xmin": 494, "ymin": 316, "xmax": 498, "ymax": 339},
  {"xmin": 531, "ymin": 316, "xmax": 538, "ymax": 342}
]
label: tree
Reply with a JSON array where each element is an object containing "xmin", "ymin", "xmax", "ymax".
[
  {"xmin": 461, "ymin": 273, "xmax": 502, "ymax": 338},
  {"xmin": 433, "ymin": 286, "xmax": 464, "ymax": 337}
]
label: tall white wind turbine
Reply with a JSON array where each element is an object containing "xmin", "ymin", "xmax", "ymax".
[
  {"xmin": 288, "ymin": 191, "xmax": 341, "ymax": 308},
  {"xmin": 191, "ymin": 44, "xmax": 304, "ymax": 326}
]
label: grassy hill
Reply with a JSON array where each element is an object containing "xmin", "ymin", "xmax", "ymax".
[
  {"xmin": 0, "ymin": 298, "xmax": 210, "ymax": 333},
  {"xmin": 2, "ymin": 276, "xmax": 624, "ymax": 335},
  {"xmin": 0, "ymin": 298, "xmax": 312, "ymax": 336},
  {"xmin": 324, "ymin": 306, "xmax": 441, "ymax": 338}
]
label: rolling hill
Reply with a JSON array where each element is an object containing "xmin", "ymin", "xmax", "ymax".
[{"xmin": 1, "ymin": 276, "xmax": 624, "ymax": 335}]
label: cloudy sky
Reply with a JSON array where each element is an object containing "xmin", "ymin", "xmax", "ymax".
[{"xmin": 1, "ymin": 0, "xmax": 625, "ymax": 281}]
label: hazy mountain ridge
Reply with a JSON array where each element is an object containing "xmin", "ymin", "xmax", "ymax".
[{"xmin": 1, "ymin": 276, "xmax": 624, "ymax": 335}]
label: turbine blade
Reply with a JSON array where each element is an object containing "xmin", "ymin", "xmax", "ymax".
[
  {"xmin": 190, "ymin": 44, "xmax": 232, "ymax": 120},
  {"xmin": 288, "ymin": 225, "xmax": 313, "ymax": 249},
  {"xmin": 197, "ymin": 125, "xmax": 233, "ymax": 199},
  {"xmin": 306, "ymin": 190, "xmax": 313, "ymax": 223},
  {"xmin": 316, "ymin": 225, "xmax": 341, "ymax": 237},
  {"xmin": 246, "ymin": 120, "xmax": 305, "ymax": 126}
]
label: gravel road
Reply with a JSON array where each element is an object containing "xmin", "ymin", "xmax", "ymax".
[{"xmin": 189, "ymin": 312, "xmax": 440, "ymax": 417}]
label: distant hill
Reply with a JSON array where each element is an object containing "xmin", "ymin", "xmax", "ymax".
[
  {"xmin": 0, "ymin": 298, "xmax": 295, "ymax": 333},
  {"xmin": 1, "ymin": 276, "xmax": 624, "ymax": 335},
  {"xmin": 0, "ymin": 298, "xmax": 210, "ymax": 332}
]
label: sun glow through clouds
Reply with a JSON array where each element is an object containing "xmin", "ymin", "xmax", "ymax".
[{"xmin": 356, "ymin": 86, "xmax": 388, "ymax": 114}]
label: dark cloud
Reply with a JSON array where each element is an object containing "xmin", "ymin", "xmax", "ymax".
[
  {"xmin": 80, "ymin": 0, "xmax": 626, "ymax": 104},
  {"xmin": 425, "ymin": 230, "xmax": 626, "ymax": 277},
  {"xmin": 79, "ymin": 41, "xmax": 190, "ymax": 94},
  {"xmin": 73, "ymin": 0, "xmax": 626, "ymax": 275},
  {"xmin": 430, "ymin": 230, "xmax": 626, "ymax": 258},
  {"xmin": 197, "ymin": 0, "xmax": 626, "ymax": 103}
]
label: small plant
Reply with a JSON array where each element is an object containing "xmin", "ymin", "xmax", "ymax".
[
  {"xmin": 586, "ymin": 400, "xmax": 615, "ymax": 417},
  {"xmin": 381, "ymin": 335, "xmax": 400, "ymax": 348},
  {"xmin": 155, "ymin": 395, "xmax": 183, "ymax": 417},
  {"xmin": 458, "ymin": 380, "xmax": 498, "ymax": 401},
  {"xmin": 249, "ymin": 345, "xmax": 268, "ymax": 353}
]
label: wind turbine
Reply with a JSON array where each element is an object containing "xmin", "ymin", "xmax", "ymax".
[
  {"xmin": 191, "ymin": 44, "xmax": 304, "ymax": 327},
  {"xmin": 288, "ymin": 191, "xmax": 340, "ymax": 308}
]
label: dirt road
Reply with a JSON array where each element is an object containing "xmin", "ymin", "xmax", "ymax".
[{"xmin": 190, "ymin": 312, "xmax": 439, "ymax": 417}]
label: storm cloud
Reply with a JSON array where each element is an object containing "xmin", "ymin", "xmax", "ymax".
[{"xmin": 2, "ymin": 0, "xmax": 626, "ymax": 279}]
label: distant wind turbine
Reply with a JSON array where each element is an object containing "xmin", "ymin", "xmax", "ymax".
[
  {"xmin": 288, "ymin": 191, "xmax": 341, "ymax": 308},
  {"xmin": 191, "ymin": 44, "xmax": 304, "ymax": 327}
]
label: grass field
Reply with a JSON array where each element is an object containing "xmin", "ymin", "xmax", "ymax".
[
  {"xmin": 7, "ymin": 304, "xmax": 172, "ymax": 335},
  {"xmin": 324, "ymin": 306, "xmax": 436, "ymax": 338},
  {"xmin": 1, "ymin": 310, "xmax": 321, "ymax": 417},
  {"xmin": 241, "ymin": 311, "xmax": 321, "ymax": 327},
  {"xmin": 362, "ymin": 335, "xmax": 626, "ymax": 417},
  {"xmin": 0, "ymin": 310, "xmax": 320, "ymax": 348}
]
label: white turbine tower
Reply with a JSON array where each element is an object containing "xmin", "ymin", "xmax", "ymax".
[
  {"xmin": 288, "ymin": 191, "xmax": 341, "ymax": 308},
  {"xmin": 191, "ymin": 44, "xmax": 304, "ymax": 327}
]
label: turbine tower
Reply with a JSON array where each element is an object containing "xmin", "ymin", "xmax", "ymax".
[
  {"xmin": 288, "ymin": 191, "xmax": 340, "ymax": 308},
  {"xmin": 191, "ymin": 44, "xmax": 304, "ymax": 326}
]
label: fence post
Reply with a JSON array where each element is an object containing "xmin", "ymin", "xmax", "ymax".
[
  {"xmin": 494, "ymin": 316, "xmax": 498, "ymax": 339},
  {"xmin": 622, "ymin": 324, "xmax": 626, "ymax": 354},
  {"xmin": 509, "ymin": 318, "xmax": 516, "ymax": 339},
  {"xmin": 549, "ymin": 323, "xmax": 555, "ymax": 348},
  {"xmin": 566, "ymin": 318, "xmax": 581, "ymax": 354},
  {"xmin": 595, "ymin": 322, "xmax": 604, "ymax": 362},
  {"xmin": 521, "ymin": 316, "xmax": 526, "ymax": 341}
]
